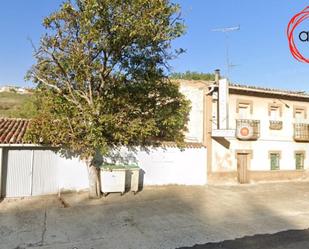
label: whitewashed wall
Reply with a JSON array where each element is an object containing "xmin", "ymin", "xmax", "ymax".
[
  {"xmin": 141, "ymin": 147, "xmax": 207, "ymax": 185},
  {"xmin": 179, "ymin": 83, "xmax": 204, "ymax": 143},
  {"xmin": 114, "ymin": 147, "xmax": 207, "ymax": 186},
  {"xmin": 55, "ymin": 146, "xmax": 207, "ymax": 192},
  {"xmin": 57, "ymin": 155, "xmax": 89, "ymax": 191}
]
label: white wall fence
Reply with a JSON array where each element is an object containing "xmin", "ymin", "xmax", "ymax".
[
  {"xmin": 1, "ymin": 146, "xmax": 207, "ymax": 197},
  {"xmin": 114, "ymin": 147, "xmax": 207, "ymax": 186},
  {"xmin": 59, "ymin": 146, "xmax": 208, "ymax": 190}
]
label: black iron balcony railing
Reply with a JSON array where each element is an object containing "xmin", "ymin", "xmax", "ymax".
[
  {"xmin": 269, "ymin": 120, "xmax": 283, "ymax": 130},
  {"xmin": 236, "ymin": 119, "xmax": 260, "ymax": 140},
  {"xmin": 294, "ymin": 123, "xmax": 309, "ymax": 142}
]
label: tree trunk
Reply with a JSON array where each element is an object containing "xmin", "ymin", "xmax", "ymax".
[{"xmin": 86, "ymin": 159, "xmax": 101, "ymax": 199}]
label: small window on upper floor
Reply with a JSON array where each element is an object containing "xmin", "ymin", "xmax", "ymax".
[
  {"xmin": 239, "ymin": 104, "xmax": 250, "ymax": 118},
  {"xmin": 237, "ymin": 100, "xmax": 252, "ymax": 119},
  {"xmin": 268, "ymin": 104, "xmax": 281, "ymax": 120},
  {"xmin": 294, "ymin": 106, "xmax": 307, "ymax": 121}
]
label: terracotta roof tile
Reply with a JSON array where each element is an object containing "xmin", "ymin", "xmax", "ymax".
[
  {"xmin": 0, "ymin": 118, "xmax": 30, "ymax": 144},
  {"xmin": 178, "ymin": 79, "xmax": 309, "ymax": 99},
  {"xmin": 230, "ymin": 83, "xmax": 309, "ymax": 98}
]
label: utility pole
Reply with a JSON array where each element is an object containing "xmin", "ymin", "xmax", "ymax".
[{"xmin": 212, "ymin": 25, "xmax": 240, "ymax": 78}]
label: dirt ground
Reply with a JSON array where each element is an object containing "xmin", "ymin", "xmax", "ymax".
[{"xmin": 1, "ymin": 181, "xmax": 309, "ymax": 249}]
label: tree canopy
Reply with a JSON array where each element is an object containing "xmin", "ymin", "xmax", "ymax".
[{"xmin": 25, "ymin": 0, "xmax": 190, "ymax": 160}]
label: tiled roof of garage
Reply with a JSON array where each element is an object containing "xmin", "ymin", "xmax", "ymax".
[{"xmin": 0, "ymin": 118, "xmax": 30, "ymax": 144}]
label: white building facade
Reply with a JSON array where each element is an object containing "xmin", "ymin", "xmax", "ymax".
[{"xmin": 207, "ymin": 72, "xmax": 309, "ymax": 183}]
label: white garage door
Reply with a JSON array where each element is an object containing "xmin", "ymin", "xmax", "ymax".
[
  {"xmin": 3, "ymin": 149, "xmax": 33, "ymax": 197},
  {"xmin": 32, "ymin": 150, "xmax": 59, "ymax": 196},
  {"xmin": 2, "ymin": 148, "xmax": 59, "ymax": 197}
]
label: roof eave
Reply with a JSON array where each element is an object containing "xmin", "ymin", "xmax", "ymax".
[{"xmin": 229, "ymin": 86, "xmax": 309, "ymax": 100}]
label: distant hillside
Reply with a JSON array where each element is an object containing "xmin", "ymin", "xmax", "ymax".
[{"xmin": 0, "ymin": 92, "xmax": 37, "ymax": 118}]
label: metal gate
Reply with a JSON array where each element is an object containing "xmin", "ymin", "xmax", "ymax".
[{"xmin": 2, "ymin": 148, "xmax": 59, "ymax": 197}]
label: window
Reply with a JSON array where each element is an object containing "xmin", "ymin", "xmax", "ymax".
[
  {"xmin": 236, "ymin": 100, "xmax": 252, "ymax": 119},
  {"xmin": 294, "ymin": 106, "xmax": 307, "ymax": 121},
  {"xmin": 270, "ymin": 107, "xmax": 279, "ymax": 119},
  {"xmin": 295, "ymin": 110, "xmax": 305, "ymax": 119},
  {"xmin": 269, "ymin": 151, "xmax": 280, "ymax": 170},
  {"xmin": 295, "ymin": 151, "xmax": 305, "ymax": 170},
  {"xmin": 238, "ymin": 104, "xmax": 250, "ymax": 118},
  {"xmin": 268, "ymin": 104, "xmax": 282, "ymax": 120}
]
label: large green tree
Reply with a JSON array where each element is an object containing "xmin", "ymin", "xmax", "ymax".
[{"xmin": 26, "ymin": 0, "xmax": 189, "ymax": 198}]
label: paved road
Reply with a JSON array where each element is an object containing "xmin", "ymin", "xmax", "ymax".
[
  {"xmin": 178, "ymin": 228, "xmax": 309, "ymax": 249},
  {"xmin": 0, "ymin": 182, "xmax": 309, "ymax": 249}
]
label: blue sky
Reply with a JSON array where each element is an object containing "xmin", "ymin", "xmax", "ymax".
[{"xmin": 0, "ymin": 1, "xmax": 308, "ymax": 91}]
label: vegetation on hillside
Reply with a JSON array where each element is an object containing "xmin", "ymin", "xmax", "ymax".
[
  {"xmin": 170, "ymin": 71, "xmax": 215, "ymax": 81},
  {"xmin": 0, "ymin": 92, "xmax": 37, "ymax": 118}
]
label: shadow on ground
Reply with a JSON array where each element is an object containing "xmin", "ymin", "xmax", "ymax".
[{"xmin": 177, "ymin": 228, "xmax": 309, "ymax": 249}]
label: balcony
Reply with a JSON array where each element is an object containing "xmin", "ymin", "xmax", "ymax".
[
  {"xmin": 294, "ymin": 123, "xmax": 309, "ymax": 142},
  {"xmin": 236, "ymin": 119, "xmax": 260, "ymax": 140},
  {"xmin": 269, "ymin": 120, "xmax": 283, "ymax": 130}
]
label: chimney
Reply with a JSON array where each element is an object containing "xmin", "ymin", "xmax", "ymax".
[
  {"xmin": 213, "ymin": 69, "xmax": 229, "ymax": 130},
  {"xmin": 214, "ymin": 69, "xmax": 220, "ymax": 83}
]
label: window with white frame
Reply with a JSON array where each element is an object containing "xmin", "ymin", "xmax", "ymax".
[
  {"xmin": 294, "ymin": 106, "xmax": 306, "ymax": 122},
  {"xmin": 269, "ymin": 106, "xmax": 280, "ymax": 120},
  {"xmin": 237, "ymin": 100, "xmax": 252, "ymax": 119}
]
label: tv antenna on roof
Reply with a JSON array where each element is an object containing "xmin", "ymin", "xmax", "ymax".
[{"xmin": 211, "ymin": 25, "xmax": 240, "ymax": 79}]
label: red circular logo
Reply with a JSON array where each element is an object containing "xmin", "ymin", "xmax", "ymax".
[
  {"xmin": 287, "ymin": 7, "xmax": 309, "ymax": 63},
  {"xmin": 240, "ymin": 127, "xmax": 249, "ymax": 136}
]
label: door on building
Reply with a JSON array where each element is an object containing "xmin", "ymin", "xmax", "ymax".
[
  {"xmin": 236, "ymin": 153, "xmax": 249, "ymax": 184},
  {"xmin": 1, "ymin": 148, "xmax": 59, "ymax": 197}
]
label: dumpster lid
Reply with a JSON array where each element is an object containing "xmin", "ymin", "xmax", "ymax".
[{"xmin": 100, "ymin": 163, "xmax": 139, "ymax": 170}]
